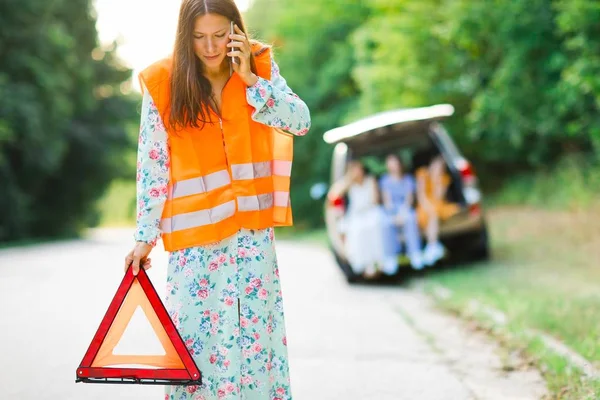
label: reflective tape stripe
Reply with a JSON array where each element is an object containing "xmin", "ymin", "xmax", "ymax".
[
  {"xmin": 160, "ymin": 201, "xmax": 236, "ymax": 234},
  {"xmin": 230, "ymin": 164, "xmax": 248, "ymax": 180},
  {"xmin": 274, "ymin": 191, "xmax": 289, "ymax": 207},
  {"xmin": 171, "ymin": 170, "xmax": 230, "ymax": 199},
  {"xmin": 237, "ymin": 192, "xmax": 289, "ymax": 211},
  {"xmin": 210, "ymin": 200, "xmax": 236, "ymax": 223},
  {"xmin": 231, "ymin": 161, "xmax": 271, "ymax": 180},
  {"xmin": 169, "ymin": 161, "xmax": 291, "ymax": 199},
  {"xmin": 272, "ymin": 160, "xmax": 292, "ymax": 177},
  {"xmin": 161, "ymin": 192, "xmax": 289, "ymax": 233},
  {"xmin": 231, "ymin": 160, "xmax": 292, "ymax": 180},
  {"xmin": 237, "ymin": 193, "xmax": 273, "ymax": 211}
]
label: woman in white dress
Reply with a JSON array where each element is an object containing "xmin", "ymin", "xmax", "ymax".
[{"xmin": 330, "ymin": 160, "xmax": 387, "ymax": 279}]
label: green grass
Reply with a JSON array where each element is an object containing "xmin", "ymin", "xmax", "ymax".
[
  {"xmin": 286, "ymin": 208, "xmax": 600, "ymax": 397},
  {"xmin": 278, "ymin": 154, "xmax": 600, "ymax": 397},
  {"xmin": 421, "ymin": 156, "xmax": 600, "ymax": 397},
  {"xmin": 491, "ymin": 155, "xmax": 600, "ymax": 212},
  {"xmin": 275, "ymin": 226, "xmax": 329, "ymax": 244},
  {"xmin": 420, "ymin": 207, "xmax": 600, "ymax": 399}
]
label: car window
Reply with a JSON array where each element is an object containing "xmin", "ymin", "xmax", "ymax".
[
  {"xmin": 361, "ymin": 155, "xmax": 386, "ymax": 177},
  {"xmin": 431, "ymin": 122, "xmax": 461, "ymax": 159},
  {"xmin": 353, "ymin": 146, "xmax": 425, "ymax": 180}
]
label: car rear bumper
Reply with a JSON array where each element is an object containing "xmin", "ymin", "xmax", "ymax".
[
  {"xmin": 439, "ymin": 210, "xmax": 485, "ymax": 238},
  {"xmin": 326, "ymin": 206, "xmax": 486, "ymax": 262}
]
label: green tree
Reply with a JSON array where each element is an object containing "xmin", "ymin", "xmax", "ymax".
[
  {"xmin": 353, "ymin": 0, "xmax": 600, "ymax": 177},
  {"xmin": 554, "ymin": 0, "xmax": 600, "ymax": 153},
  {"xmin": 0, "ymin": 0, "xmax": 138, "ymax": 242},
  {"xmin": 246, "ymin": 0, "xmax": 370, "ymax": 227},
  {"xmin": 244, "ymin": 0, "xmax": 600, "ymax": 226}
]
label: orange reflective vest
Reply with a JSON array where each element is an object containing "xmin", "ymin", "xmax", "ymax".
[{"xmin": 139, "ymin": 46, "xmax": 293, "ymax": 251}]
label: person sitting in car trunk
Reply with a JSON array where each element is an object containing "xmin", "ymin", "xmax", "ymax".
[
  {"xmin": 415, "ymin": 151, "xmax": 460, "ymax": 266},
  {"xmin": 330, "ymin": 160, "xmax": 387, "ymax": 279},
  {"xmin": 379, "ymin": 154, "xmax": 424, "ymax": 271}
]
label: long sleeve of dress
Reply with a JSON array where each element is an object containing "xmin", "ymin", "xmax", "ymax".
[
  {"xmin": 133, "ymin": 89, "xmax": 170, "ymax": 247},
  {"xmin": 246, "ymin": 58, "xmax": 311, "ymax": 136}
]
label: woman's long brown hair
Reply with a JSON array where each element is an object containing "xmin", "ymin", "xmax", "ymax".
[{"xmin": 169, "ymin": 0, "xmax": 259, "ymax": 131}]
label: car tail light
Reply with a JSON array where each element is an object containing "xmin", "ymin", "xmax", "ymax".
[
  {"xmin": 457, "ymin": 159, "xmax": 477, "ymax": 186},
  {"xmin": 468, "ymin": 203, "xmax": 481, "ymax": 217},
  {"xmin": 456, "ymin": 158, "xmax": 482, "ymax": 215},
  {"xmin": 329, "ymin": 195, "xmax": 345, "ymax": 209}
]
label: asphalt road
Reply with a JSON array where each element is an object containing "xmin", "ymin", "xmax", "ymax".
[{"xmin": 0, "ymin": 228, "xmax": 547, "ymax": 399}]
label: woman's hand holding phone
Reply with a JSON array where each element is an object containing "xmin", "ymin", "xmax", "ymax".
[{"xmin": 227, "ymin": 23, "xmax": 258, "ymax": 87}]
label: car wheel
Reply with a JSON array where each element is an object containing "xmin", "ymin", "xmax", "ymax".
[
  {"xmin": 443, "ymin": 224, "xmax": 490, "ymax": 264},
  {"xmin": 469, "ymin": 225, "xmax": 490, "ymax": 261},
  {"xmin": 329, "ymin": 245, "xmax": 361, "ymax": 283}
]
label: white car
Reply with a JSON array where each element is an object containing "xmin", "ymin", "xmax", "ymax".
[{"xmin": 312, "ymin": 104, "xmax": 489, "ymax": 282}]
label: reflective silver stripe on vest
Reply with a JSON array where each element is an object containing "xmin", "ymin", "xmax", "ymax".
[
  {"xmin": 231, "ymin": 161, "xmax": 271, "ymax": 180},
  {"xmin": 237, "ymin": 191, "xmax": 289, "ymax": 211},
  {"xmin": 274, "ymin": 191, "xmax": 289, "ymax": 207},
  {"xmin": 272, "ymin": 160, "xmax": 292, "ymax": 177},
  {"xmin": 160, "ymin": 200, "xmax": 236, "ymax": 234},
  {"xmin": 231, "ymin": 160, "xmax": 292, "ymax": 180},
  {"xmin": 171, "ymin": 170, "xmax": 230, "ymax": 199}
]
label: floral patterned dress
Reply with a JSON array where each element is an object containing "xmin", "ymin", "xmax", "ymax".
[{"xmin": 134, "ymin": 58, "xmax": 310, "ymax": 400}]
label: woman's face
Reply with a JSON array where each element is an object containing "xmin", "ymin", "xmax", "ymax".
[
  {"xmin": 386, "ymin": 156, "xmax": 402, "ymax": 175},
  {"xmin": 193, "ymin": 13, "xmax": 231, "ymax": 70},
  {"xmin": 430, "ymin": 155, "xmax": 445, "ymax": 174},
  {"xmin": 348, "ymin": 162, "xmax": 364, "ymax": 181}
]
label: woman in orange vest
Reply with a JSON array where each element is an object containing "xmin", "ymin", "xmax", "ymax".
[{"xmin": 123, "ymin": 0, "xmax": 310, "ymax": 398}]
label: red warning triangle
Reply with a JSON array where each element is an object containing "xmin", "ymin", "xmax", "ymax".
[{"xmin": 76, "ymin": 265, "xmax": 202, "ymax": 385}]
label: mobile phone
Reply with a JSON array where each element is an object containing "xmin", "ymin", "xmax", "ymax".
[{"xmin": 230, "ymin": 21, "xmax": 237, "ymax": 65}]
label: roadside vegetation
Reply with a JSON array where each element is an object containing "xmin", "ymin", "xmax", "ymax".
[
  {"xmin": 282, "ymin": 160, "xmax": 600, "ymax": 399},
  {"xmin": 423, "ymin": 204, "xmax": 600, "ymax": 399}
]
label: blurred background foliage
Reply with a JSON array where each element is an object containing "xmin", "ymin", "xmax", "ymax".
[
  {"xmin": 246, "ymin": 0, "xmax": 600, "ymax": 227},
  {"xmin": 0, "ymin": 0, "xmax": 139, "ymax": 242},
  {"xmin": 1, "ymin": 0, "xmax": 599, "ymax": 242}
]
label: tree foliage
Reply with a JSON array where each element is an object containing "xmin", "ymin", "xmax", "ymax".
[
  {"xmin": 245, "ymin": 0, "xmax": 600, "ymax": 226},
  {"xmin": 4, "ymin": 0, "xmax": 595, "ymax": 239},
  {"xmin": 0, "ymin": 0, "xmax": 138, "ymax": 241}
]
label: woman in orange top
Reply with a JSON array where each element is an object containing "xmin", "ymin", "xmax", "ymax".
[
  {"xmin": 122, "ymin": 0, "xmax": 310, "ymax": 398},
  {"xmin": 416, "ymin": 153, "xmax": 460, "ymax": 266}
]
